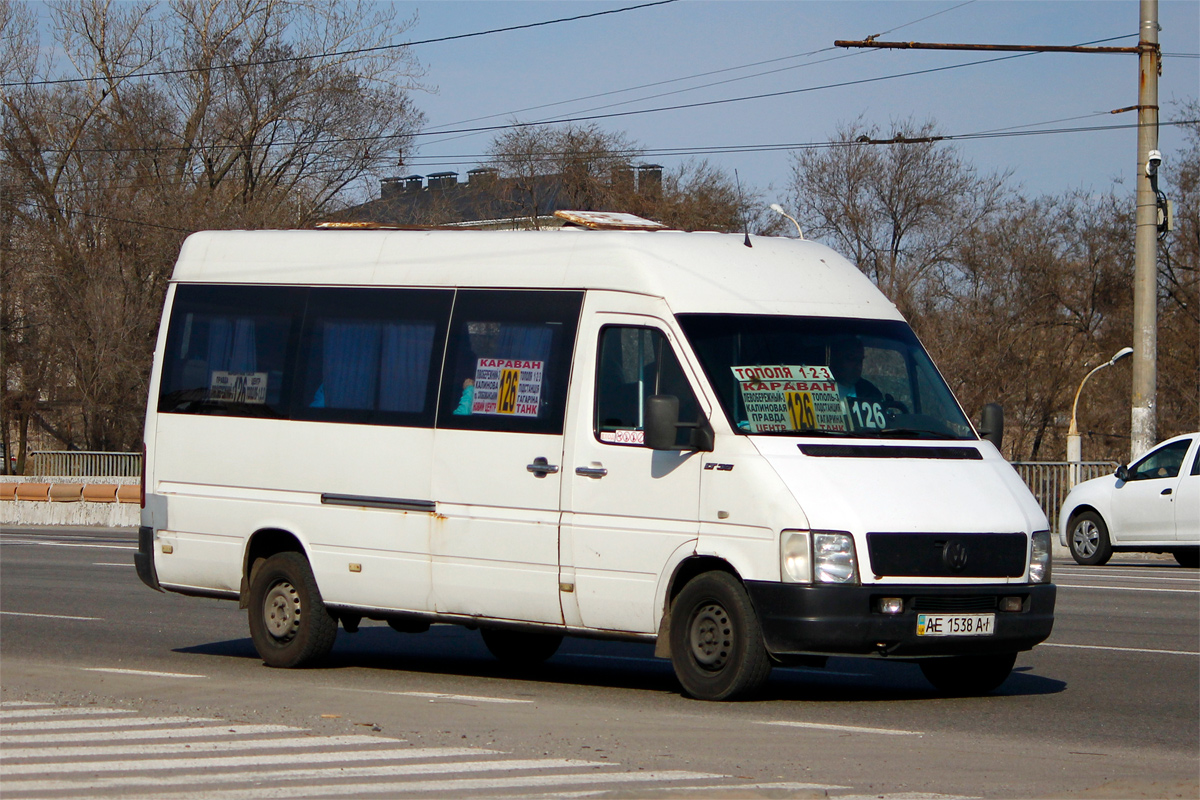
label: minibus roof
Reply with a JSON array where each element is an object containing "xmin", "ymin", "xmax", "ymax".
[{"xmin": 172, "ymin": 229, "xmax": 902, "ymax": 319}]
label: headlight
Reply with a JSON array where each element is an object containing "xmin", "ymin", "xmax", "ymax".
[
  {"xmin": 1029, "ymin": 530, "xmax": 1052, "ymax": 584},
  {"xmin": 780, "ymin": 531, "xmax": 811, "ymax": 583},
  {"xmin": 814, "ymin": 532, "xmax": 858, "ymax": 584}
]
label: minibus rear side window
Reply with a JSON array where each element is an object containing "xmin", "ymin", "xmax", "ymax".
[
  {"xmin": 437, "ymin": 290, "xmax": 583, "ymax": 435},
  {"xmin": 293, "ymin": 288, "xmax": 452, "ymax": 428},
  {"xmin": 158, "ymin": 285, "xmax": 302, "ymax": 418}
]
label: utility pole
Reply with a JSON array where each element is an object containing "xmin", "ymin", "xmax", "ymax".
[
  {"xmin": 1130, "ymin": 0, "xmax": 1160, "ymax": 460},
  {"xmin": 837, "ymin": 2, "xmax": 1165, "ymax": 461}
]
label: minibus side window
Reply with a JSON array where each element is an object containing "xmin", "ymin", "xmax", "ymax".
[
  {"xmin": 436, "ymin": 290, "xmax": 583, "ymax": 435},
  {"xmin": 158, "ymin": 285, "xmax": 302, "ymax": 418},
  {"xmin": 595, "ymin": 326, "xmax": 699, "ymax": 448},
  {"xmin": 292, "ymin": 288, "xmax": 452, "ymax": 428}
]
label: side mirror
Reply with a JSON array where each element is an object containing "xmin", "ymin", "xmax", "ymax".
[
  {"xmin": 1115, "ymin": 464, "xmax": 1130, "ymax": 482},
  {"xmin": 979, "ymin": 403, "xmax": 1004, "ymax": 450},
  {"xmin": 645, "ymin": 395, "xmax": 714, "ymax": 452}
]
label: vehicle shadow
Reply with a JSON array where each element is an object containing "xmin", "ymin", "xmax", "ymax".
[{"xmin": 174, "ymin": 623, "xmax": 1066, "ymax": 701}]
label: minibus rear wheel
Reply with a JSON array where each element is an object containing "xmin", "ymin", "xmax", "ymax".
[
  {"xmin": 247, "ymin": 552, "xmax": 338, "ymax": 668},
  {"xmin": 919, "ymin": 652, "xmax": 1016, "ymax": 695},
  {"xmin": 669, "ymin": 571, "xmax": 772, "ymax": 701}
]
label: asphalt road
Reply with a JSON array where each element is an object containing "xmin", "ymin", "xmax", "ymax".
[{"xmin": 1, "ymin": 525, "xmax": 1197, "ymax": 800}]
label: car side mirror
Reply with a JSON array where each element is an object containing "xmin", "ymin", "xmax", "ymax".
[
  {"xmin": 1115, "ymin": 464, "xmax": 1130, "ymax": 482},
  {"xmin": 645, "ymin": 394, "xmax": 714, "ymax": 452},
  {"xmin": 979, "ymin": 403, "xmax": 1004, "ymax": 450}
]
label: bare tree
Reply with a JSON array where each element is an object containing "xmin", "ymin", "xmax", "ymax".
[
  {"xmin": 788, "ymin": 118, "xmax": 1008, "ymax": 318},
  {"xmin": 0, "ymin": 0, "xmax": 426, "ymax": 460}
]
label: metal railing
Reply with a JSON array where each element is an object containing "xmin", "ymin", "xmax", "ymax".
[
  {"xmin": 28, "ymin": 451, "xmax": 142, "ymax": 478},
  {"xmin": 1011, "ymin": 461, "xmax": 1118, "ymax": 533}
]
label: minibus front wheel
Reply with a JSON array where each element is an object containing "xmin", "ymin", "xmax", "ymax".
[
  {"xmin": 669, "ymin": 571, "xmax": 772, "ymax": 701},
  {"xmin": 247, "ymin": 552, "xmax": 338, "ymax": 668}
]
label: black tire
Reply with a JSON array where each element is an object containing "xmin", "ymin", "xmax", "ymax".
[
  {"xmin": 1173, "ymin": 548, "xmax": 1199, "ymax": 569},
  {"xmin": 247, "ymin": 551, "xmax": 337, "ymax": 668},
  {"xmin": 669, "ymin": 571, "xmax": 772, "ymax": 701},
  {"xmin": 919, "ymin": 652, "xmax": 1017, "ymax": 696},
  {"xmin": 480, "ymin": 628, "xmax": 563, "ymax": 665},
  {"xmin": 1068, "ymin": 510, "xmax": 1113, "ymax": 566}
]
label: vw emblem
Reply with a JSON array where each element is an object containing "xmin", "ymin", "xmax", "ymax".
[{"xmin": 942, "ymin": 540, "xmax": 969, "ymax": 572}]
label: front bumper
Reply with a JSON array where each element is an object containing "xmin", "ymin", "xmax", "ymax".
[
  {"xmin": 134, "ymin": 525, "xmax": 162, "ymax": 592},
  {"xmin": 745, "ymin": 580, "xmax": 1055, "ymax": 658}
]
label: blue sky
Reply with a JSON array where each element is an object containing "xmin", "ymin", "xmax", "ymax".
[{"xmin": 392, "ymin": 0, "xmax": 1199, "ymax": 203}]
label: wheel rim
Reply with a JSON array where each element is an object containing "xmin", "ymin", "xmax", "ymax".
[
  {"xmin": 1072, "ymin": 521, "xmax": 1099, "ymax": 557},
  {"xmin": 688, "ymin": 602, "xmax": 732, "ymax": 672},
  {"xmin": 263, "ymin": 580, "xmax": 301, "ymax": 642}
]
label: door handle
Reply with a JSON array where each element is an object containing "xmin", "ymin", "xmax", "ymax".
[
  {"xmin": 1161, "ymin": 488, "xmax": 1173, "ymax": 496},
  {"xmin": 575, "ymin": 466, "xmax": 608, "ymax": 478},
  {"xmin": 526, "ymin": 457, "xmax": 559, "ymax": 477}
]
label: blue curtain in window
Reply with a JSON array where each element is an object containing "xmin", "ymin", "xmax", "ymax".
[
  {"xmin": 322, "ymin": 322, "xmax": 380, "ymax": 409},
  {"xmin": 206, "ymin": 318, "xmax": 258, "ymax": 373},
  {"xmin": 379, "ymin": 323, "xmax": 434, "ymax": 412},
  {"xmin": 495, "ymin": 326, "xmax": 553, "ymax": 363}
]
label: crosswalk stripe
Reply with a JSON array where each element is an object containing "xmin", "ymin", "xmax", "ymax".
[
  {"xmin": 0, "ymin": 723, "xmax": 299, "ymax": 745},
  {"xmin": 0, "ymin": 757, "xmax": 614, "ymax": 793},
  {"xmin": 0, "ymin": 715, "xmax": 221, "ymax": 732},
  {"xmin": 98, "ymin": 770, "xmax": 725, "ymax": 800},
  {"xmin": 0, "ymin": 733, "xmax": 403, "ymax": 760},
  {"xmin": 0, "ymin": 746, "xmax": 487, "ymax": 776}
]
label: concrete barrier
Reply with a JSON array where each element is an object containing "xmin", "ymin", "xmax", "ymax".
[{"xmin": 0, "ymin": 477, "xmax": 139, "ymax": 527}]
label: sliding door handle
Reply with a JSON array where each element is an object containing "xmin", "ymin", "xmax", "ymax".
[{"xmin": 527, "ymin": 457, "xmax": 559, "ymax": 477}]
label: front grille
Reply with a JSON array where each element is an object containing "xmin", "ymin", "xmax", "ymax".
[
  {"xmin": 867, "ymin": 532, "xmax": 1027, "ymax": 578},
  {"xmin": 910, "ymin": 595, "xmax": 1000, "ymax": 612}
]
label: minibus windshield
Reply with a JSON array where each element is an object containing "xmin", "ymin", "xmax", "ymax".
[{"xmin": 678, "ymin": 315, "xmax": 975, "ymax": 440}]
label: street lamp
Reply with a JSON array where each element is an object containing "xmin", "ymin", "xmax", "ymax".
[
  {"xmin": 769, "ymin": 204, "xmax": 804, "ymax": 239},
  {"xmin": 1067, "ymin": 346, "xmax": 1133, "ymax": 487}
]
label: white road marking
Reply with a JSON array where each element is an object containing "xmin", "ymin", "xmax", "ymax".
[
  {"xmin": 0, "ymin": 706, "xmax": 131, "ymax": 719},
  {"xmin": 0, "ymin": 701, "xmax": 53, "ymax": 708},
  {"xmin": 1059, "ymin": 584, "xmax": 1198, "ymax": 593},
  {"xmin": 341, "ymin": 688, "xmax": 532, "ymax": 704},
  {"xmin": 1055, "ymin": 570, "xmax": 1200, "ymax": 582},
  {"xmin": 81, "ymin": 667, "xmax": 206, "ymax": 679},
  {"xmin": 108, "ymin": 770, "xmax": 724, "ymax": 800},
  {"xmin": 1041, "ymin": 642, "xmax": 1199, "ymax": 657},
  {"xmin": 0, "ymin": 746, "xmax": 485, "ymax": 776},
  {"xmin": 1, "ymin": 733, "xmax": 404, "ymax": 760},
  {"xmin": 759, "ymin": 720, "xmax": 922, "ymax": 736},
  {"xmin": 0, "ymin": 723, "xmax": 298, "ymax": 745},
  {"xmin": 93, "ymin": 562, "xmax": 131, "ymax": 567},
  {"xmin": 0, "ymin": 715, "xmax": 219, "ymax": 732},
  {"xmin": 4, "ymin": 758, "xmax": 614, "ymax": 793},
  {"xmin": 0, "ymin": 611, "xmax": 100, "ymax": 621},
  {"xmin": 28, "ymin": 541, "xmax": 135, "ymax": 550}
]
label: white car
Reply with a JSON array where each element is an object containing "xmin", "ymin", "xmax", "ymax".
[{"xmin": 1060, "ymin": 432, "xmax": 1200, "ymax": 567}]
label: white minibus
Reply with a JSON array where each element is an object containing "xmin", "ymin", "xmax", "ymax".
[{"xmin": 137, "ymin": 221, "xmax": 1055, "ymax": 701}]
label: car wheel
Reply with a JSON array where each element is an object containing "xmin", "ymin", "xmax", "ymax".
[
  {"xmin": 247, "ymin": 551, "xmax": 338, "ymax": 668},
  {"xmin": 919, "ymin": 652, "xmax": 1017, "ymax": 695},
  {"xmin": 1173, "ymin": 548, "xmax": 1199, "ymax": 569},
  {"xmin": 668, "ymin": 571, "xmax": 772, "ymax": 701},
  {"xmin": 480, "ymin": 629, "xmax": 563, "ymax": 665},
  {"xmin": 1068, "ymin": 511, "xmax": 1113, "ymax": 566}
]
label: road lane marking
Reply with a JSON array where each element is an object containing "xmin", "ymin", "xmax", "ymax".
[
  {"xmin": 81, "ymin": 667, "xmax": 207, "ymax": 679},
  {"xmin": 1057, "ymin": 584, "xmax": 1198, "ymax": 593},
  {"xmin": 759, "ymin": 720, "xmax": 923, "ymax": 736},
  {"xmin": 0, "ymin": 706, "xmax": 131, "ymax": 719},
  {"xmin": 103, "ymin": 770, "xmax": 725, "ymax": 800},
  {"xmin": 0, "ymin": 724, "xmax": 299, "ymax": 744},
  {"xmin": 1041, "ymin": 642, "xmax": 1198, "ymax": 657},
  {"xmin": 340, "ymin": 688, "xmax": 532, "ymax": 704},
  {"xmin": 0, "ymin": 715, "xmax": 220, "ymax": 732},
  {"xmin": 0, "ymin": 611, "xmax": 101, "ymax": 621},
  {"xmin": 0, "ymin": 733, "xmax": 404, "ymax": 760},
  {"xmin": 0, "ymin": 746, "xmax": 487, "ymax": 776},
  {"xmin": 0, "ymin": 701, "xmax": 53, "ymax": 708},
  {"xmin": 3, "ymin": 758, "xmax": 616, "ymax": 793},
  {"xmin": 93, "ymin": 562, "xmax": 131, "ymax": 567},
  {"xmin": 25, "ymin": 541, "xmax": 135, "ymax": 550},
  {"xmin": 1055, "ymin": 571, "xmax": 1200, "ymax": 582}
]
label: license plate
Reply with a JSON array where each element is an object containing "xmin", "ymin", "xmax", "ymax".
[{"xmin": 916, "ymin": 613, "xmax": 995, "ymax": 637}]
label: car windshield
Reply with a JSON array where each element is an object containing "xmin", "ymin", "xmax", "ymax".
[{"xmin": 677, "ymin": 314, "xmax": 975, "ymax": 440}]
